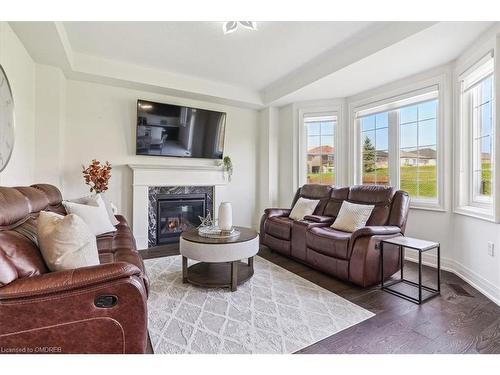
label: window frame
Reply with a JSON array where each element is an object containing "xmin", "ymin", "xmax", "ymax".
[
  {"xmin": 455, "ymin": 53, "xmax": 497, "ymax": 221},
  {"xmin": 350, "ymin": 79, "xmax": 446, "ymax": 211},
  {"xmin": 298, "ymin": 105, "xmax": 342, "ymax": 187}
]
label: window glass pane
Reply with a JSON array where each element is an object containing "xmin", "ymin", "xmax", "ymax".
[
  {"xmin": 375, "ymin": 127, "xmax": 388, "ymax": 150},
  {"xmin": 320, "ymin": 134, "xmax": 335, "ymax": 149},
  {"xmin": 400, "ymin": 123, "xmax": 418, "ymax": 148},
  {"xmin": 321, "ymin": 154, "xmax": 335, "ymax": 185},
  {"xmin": 321, "ymin": 121, "xmax": 334, "ymax": 135},
  {"xmin": 471, "ymin": 74, "xmax": 494, "ymax": 200},
  {"xmin": 375, "ymin": 112, "xmax": 389, "ymax": 128},
  {"xmin": 361, "ymin": 110, "xmax": 389, "ymax": 186},
  {"xmin": 481, "ymin": 76, "xmax": 493, "ymax": 104},
  {"xmin": 400, "ymin": 105, "xmax": 418, "ymax": 124},
  {"xmin": 418, "ymin": 119, "xmax": 437, "ymax": 146},
  {"xmin": 306, "ymin": 122, "xmax": 320, "ymax": 136},
  {"xmin": 480, "ymin": 101, "xmax": 492, "ymax": 135},
  {"xmin": 361, "ymin": 115, "xmax": 375, "ymax": 131},
  {"xmin": 400, "ymin": 147, "xmax": 418, "ymax": 197},
  {"xmin": 375, "ymin": 151, "xmax": 389, "ymax": 185},
  {"xmin": 307, "ymin": 154, "xmax": 321, "ymax": 184},
  {"xmin": 361, "ymin": 134, "xmax": 377, "ymax": 184},
  {"xmin": 307, "ymin": 135, "xmax": 320, "ymax": 151},
  {"xmin": 481, "ymin": 164, "xmax": 492, "ymax": 196},
  {"xmin": 418, "ymin": 100, "xmax": 438, "ymax": 121},
  {"xmin": 417, "ymin": 147, "xmax": 437, "ymax": 199}
]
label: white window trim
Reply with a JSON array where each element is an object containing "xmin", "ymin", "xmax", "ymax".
[
  {"xmin": 349, "ymin": 75, "xmax": 447, "ymax": 211},
  {"xmin": 298, "ymin": 104, "xmax": 343, "ymax": 187},
  {"xmin": 454, "ymin": 51, "xmax": 497, "ymax": 222}
]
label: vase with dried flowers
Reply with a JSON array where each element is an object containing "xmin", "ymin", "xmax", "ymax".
[{"xmin": 82, "ymin": 159, "xmax": 112, "ymax": 194}]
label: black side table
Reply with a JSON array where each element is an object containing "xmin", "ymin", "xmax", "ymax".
[{"xmin": 380, "ymin": 236, "xmax": 440, "ymax": 305}]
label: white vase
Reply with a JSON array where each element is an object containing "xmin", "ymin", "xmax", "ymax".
[{"xmin": 218, "ymin": 202, "xmax": 233, "ymax": 231}]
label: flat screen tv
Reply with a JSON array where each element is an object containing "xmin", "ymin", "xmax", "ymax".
[{"xmin": 136, "ymin": 99, "xmax": 226, "ymax": 159}]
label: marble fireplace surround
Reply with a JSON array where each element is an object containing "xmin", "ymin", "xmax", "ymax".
[
  {"xmin": 148, "ymin": 186, "xmax": 214, "ymax": 248},
  {"xmin": 128, "ymin": 164, "xmax": 227, "ymax": 250}
]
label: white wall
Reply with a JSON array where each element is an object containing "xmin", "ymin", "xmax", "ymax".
[
  {"xmin": 0, "ymin": 22, "xmax": 35, "ymax": 186},
  {"xmin": 257, "ymin": 107, "xmax": 279, "ymax": 216},
  {"xmin": 277, "ymin": 104, "xmax": 297, "ymax": 207},
  {"xmin": 34, "ymin": 64, "xmax": 66, "ymax": 186},
  {"xmin": 61, "ymin": 79, "xmax": 260, "ymax": 229}
]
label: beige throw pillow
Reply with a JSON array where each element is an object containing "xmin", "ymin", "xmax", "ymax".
[
  {"xmin": 37, "ymin": 211, "xmax": 100, "ymax": 272},
  {"xmin": 63, "ymin": 195, "xmax": 117, "ymax": 236},
  {"xmin": 331, "ymin": 201, "xmax": 374, "ymax": 232},
  {"xmin": 70, "ymin": 194, "xmax": 120, "ymax": 226},
  {"xmin": 289, "ymin": 197, "xmax": 320, "ymax": 220}
]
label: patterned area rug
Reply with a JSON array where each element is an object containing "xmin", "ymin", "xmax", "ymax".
[{"xmin": 145, "ymin": 256, "xmax": 374, "ymax": 354}]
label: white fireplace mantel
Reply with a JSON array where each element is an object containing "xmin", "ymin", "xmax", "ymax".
[{"xmin": 128, "ymin": 164, "xmax": 228, "ymax": 249}]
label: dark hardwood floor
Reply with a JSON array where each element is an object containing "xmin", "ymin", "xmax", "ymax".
[{"xmin": 140, "ymin": 245, "xmax": 500, "ymax": 354}]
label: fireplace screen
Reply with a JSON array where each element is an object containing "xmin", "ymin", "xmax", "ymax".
[{"xmin": 157, "ymin": 193, "xmax": 207, "ymax": 245}]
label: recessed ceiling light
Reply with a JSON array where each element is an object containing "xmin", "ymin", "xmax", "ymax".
[{"xmin": 223, "ymin": 21, "xmax": 257, "ymax": 35}]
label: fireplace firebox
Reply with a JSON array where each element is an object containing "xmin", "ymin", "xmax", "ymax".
[{"xmin": 156, "ymin": 193, "xmax": 207, "ymax": 245}]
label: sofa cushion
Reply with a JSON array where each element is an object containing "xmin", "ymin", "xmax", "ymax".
[
  {"xmin": 306, "ymin": 226, "xmax": 352, "ymax": 260},
  {"xmin": 264, "ymin": 216, "xmax": 293, "ymax": 240},
  {"xmin": 37, "ymin": 211, "xmax": 100, "ymax": 272},
  {"xmin": 289, "ymin": 197, "xmax": 320, "ymax": 220},
  {"xmin": 331, "ymin": 201, "xmax": 374, "ymax": 232},
  {"xmin": 63, "ymin": 195, "xmax": 117, "ymax": 236},
  {"xmin": 69, "ymin": 194, "xmax": 120, "ymax": 226}
]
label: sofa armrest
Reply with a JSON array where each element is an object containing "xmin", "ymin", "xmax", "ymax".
[
  {"xmin": 351, "ymin": 226, "xmax": 401, "ymax": 243},
  {"xmin": 264, "ymin": 208, "xmax": 291, "ymax": 218},
  {"xmin": 0, "ymin": 262, "xmax": 142, "ymax": 300},
  {"xmin": 303, "ymin": 215, "xmax": 335, "ymax": 224}
]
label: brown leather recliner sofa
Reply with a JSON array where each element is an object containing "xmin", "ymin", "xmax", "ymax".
[
  {"xmin": 260, "ymin": 184, "xmax": 410, "ymax": 287},
  {"xmin": 0, "ymin": 184, "xmax": 149, "ymax": 354}
]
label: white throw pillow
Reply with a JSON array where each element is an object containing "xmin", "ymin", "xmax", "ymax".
[
  {"xmin": 37, "ymin": 211, "xmax": 100, "ymax": 272},
  {"xmin": 331, "ymin": 201, "xmax": 375, "ymax": 232},
  {"xmin": 69, "ymin": 194, "xmax": 120, "ymax": 226},
  {"xmin": 289, "ymin": 197, "xmax": 320, "ymax": 220},
  {"xmin": 63, "ymin": 195, "xmax": 117, "ymax": 235}
]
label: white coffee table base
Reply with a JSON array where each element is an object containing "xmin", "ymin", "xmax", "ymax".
[{"xmin": 179, "ymin": 232, "xmax": 259, "ymax": 292}]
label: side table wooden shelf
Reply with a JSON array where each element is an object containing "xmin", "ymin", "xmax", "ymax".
[{"xmin": 380, "ymin": 236, "xmax": 441, "ymax": 305}]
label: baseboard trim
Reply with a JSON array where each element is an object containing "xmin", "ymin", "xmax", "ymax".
[{"xmin": 405, "ymin": 253, "xmax": 500, "ymax": 307}]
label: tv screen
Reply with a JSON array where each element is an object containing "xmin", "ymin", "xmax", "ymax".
[{"xmin": 136, "ymin": 100, "xmax": 226, "ymax": 159}]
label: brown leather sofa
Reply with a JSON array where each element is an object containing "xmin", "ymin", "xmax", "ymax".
[
  {"xmin": 0, "ymin": 184, "xmax": 149, "ymax": 354},
  {"xmin": 260, "ymin": 184, "xmax": 410, "ymax": 287}
]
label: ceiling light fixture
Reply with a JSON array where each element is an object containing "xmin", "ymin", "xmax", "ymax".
[{"xmin": 222, "ymin": 21, "xmax": 257, "ymax": 35}]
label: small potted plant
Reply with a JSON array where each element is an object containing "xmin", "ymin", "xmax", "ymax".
[
  {"xmin": 222, "ymin": 156, "xmax": 233, "ymax": 182},
  {"xmin": 82, "ymin": 159, "xmax": 112, "ymax": 194}
]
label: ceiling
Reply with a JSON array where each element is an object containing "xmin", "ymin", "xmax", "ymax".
[
  {"xmin": 63, "ymin": 21, "xmax": 374, "ymax": 91},
  {"xmin": 9, "ymin": 21, "xmax": 497, "ymax": 108}
]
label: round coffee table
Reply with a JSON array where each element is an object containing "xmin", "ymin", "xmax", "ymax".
[{"xmin": 180, "ymin": 226, "xmax": 259, "ymax": 291}]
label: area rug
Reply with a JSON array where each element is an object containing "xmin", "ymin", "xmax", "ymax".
[{"xmin": 144, "ymin": 256, "xmax": 374, "ymax": 354}]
